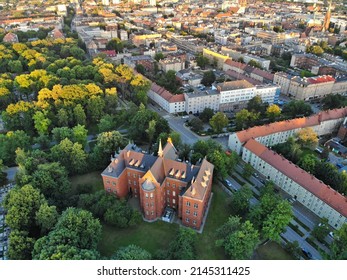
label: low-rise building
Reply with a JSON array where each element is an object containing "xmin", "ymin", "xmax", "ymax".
[
  {"xmin": 101, "ymin": 140, "xmax": 214, "ymax": 230},
  {"xmin": 228, "ymin": 108, "xmax": 347, "ymax": 229},
  {"xmin": 148, "ymin": 83, "xmax": 185, "ymax": 114}
]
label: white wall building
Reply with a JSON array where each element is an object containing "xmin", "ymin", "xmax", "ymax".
[{"xmin": 228, "ymin": 108, "xmax": 347, "ymax": 229}]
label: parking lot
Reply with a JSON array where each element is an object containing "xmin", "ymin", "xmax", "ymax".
[{"xmin": 0, "ymin": 183, "xmax": 14, "ymax": 260}]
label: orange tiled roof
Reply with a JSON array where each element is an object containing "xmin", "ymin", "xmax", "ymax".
[
  {"xmin": 244, "ymin": 138, "xmax": 347, "ymax": 217},
  {"xmin": 150, "ymin": 83, "xmax": 185, "ymax": 103},
  {"xmin": 236, "ymin": 108, "xmax": 347, "ymax": 143}
]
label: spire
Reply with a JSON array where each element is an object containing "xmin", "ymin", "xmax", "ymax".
[
  {"xmin": 167, "ymin": 137, "xmax": 173, "ymax": 144},
  {"xmin": 158, "ymin": 139, "xmax": 163, "ymax": 157}
]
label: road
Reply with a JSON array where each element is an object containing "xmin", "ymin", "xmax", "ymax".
[{"xmin": 228, "ymin": 164, "xmax": 325, "ymax": 260}]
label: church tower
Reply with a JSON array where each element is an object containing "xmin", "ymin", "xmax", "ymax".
[{"xmin": 322, "ymin": 1, "xmax": 332, "ymax": 32}]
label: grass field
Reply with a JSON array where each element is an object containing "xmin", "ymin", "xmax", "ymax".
[
  {"xmin": 255, "ymin": 241, "xmax": 293, "ymax": 260},
  {"xmin": 98, "ymin": 184, "xmax": 230, "ymax": 259},
  {"xmin": 73, "ymin": 172, "xmax": 293, "ymax": 260},
  {"xmin": 69, "ymin": 171, "xmax": 104, "ymax": 194}
]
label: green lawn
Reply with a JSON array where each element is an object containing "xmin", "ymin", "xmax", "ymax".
[
  {"xmin": 99, "ymin": 220, "xmax": 178, "ymax": 257},
  {"xmin": 255, "ymin": 241, "xmax": 294, "ymax": 260},
  {"xmin": 74, "ymin": 172, "xmax": 293, "ymax": 260},
  {"xmin": 69, "ymin": 171, "xmax": 104, "ymax": 195}
]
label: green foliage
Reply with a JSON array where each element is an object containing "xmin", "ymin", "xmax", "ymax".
[
  {"xmin": 201, "ymin": 70, "xmax": 216, "ymax": 86},
  {"xmin": 104, "ymin": 201, "xmax": 142, "ymax": 228},
  {"xmin": 242, "ymin": 163, "xmax": 254, "ymax": 179},
  {"xmin": 72, "ymin": 124, "xmax": 88, "ymax": 148},
  {"xmin": 329, "ymin": 224, "xmax": 347, "ymax": 260},
  {"xmin": 50, "ymin": 138, "xmax": 87, "ymax": 175},
  {"xmin": 189, "ymin": 117, "xmax": 204, "ymax": 132},
  {"xmin": 298, "ymin": 154, "xmax": 318, "ymax": 173},
  {"xmin": 199, "ymin": 107, "xmax": 214, "ymax": 123},
  {"xmin": 196, "ymin": 53, "xmax": 209, "ymax": 69},
  {"xmin": 33, "ymin": 111, "xmax": 51, "ymax": 135},
  {"xmin": 306, "ymin": 45, "xmax": 324, "ymax": 56},
  {"xmin": 229, "ymin": 184, "xmax": 253, "ymax": 216},
  {"xmin": 209, "ymin": 112, "xmax": 228, "ymax": 133},
  {"xmin": 248, "ymin": 59, "xmax": 262, "ymax": 69},
  {"xmin": 166, "ymin": 228, "xmax": 197, "ymax": 260},
  {"xmin": 311, "ymin": 218, "xmax": 330, "ymax": 243},
  {"xmin": 282, "ymin": 100, "xmax": 312, "ymax": 118},
  {"xmin": 7, "ymin": 230, "xmax": 35, "ymax": 260},
  {"xmin": 33, "ymin": 208, "xmax": 101, "ymax": 260},
  {"xmin": 284, "ymin": 240, "xmax": 301, "ymax": 260},
  {"xmin": 322, "ymin": 94, "xmax": 347, "ymax": 110},
  {"xmin": 154, "ymin": 52, "xmax": 164, "ymax": 62},
  {"xmin": 0, "ymin": 130, "xmax": 31, "ymax": 166},
  {"xmin": 3, "ymin": 184, "xmax": 45, "ymax": 233},
  {"xmin": 106, "ymin": 38, "xmax": 124, "ymax": 53},
  {"xmin": 97, "ymin": 114, "xmax": 116, "ymax": 133},
  {"xmin": 111, "ymin": 245, "xmax": 152, "ymax": 260},
  {"xmin": 261, "ymin": 200, "xmax": 292, "ymax": 241},
  {"xmin": 235, "ymin": 109, "xmax": 260, "ymax": 130},
  {"xmin": 35, "ymin": 203, "xmax": 59, "ymax": 234},
  {"xmin": 91, "ymin": 131, "xmax": 125, "ymax": 169},
  {"xmin": 216, "ymin": 216, "xmax": 259, "ymax": 260}
]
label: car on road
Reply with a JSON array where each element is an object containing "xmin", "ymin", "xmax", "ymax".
[
  {"xmin": 253, "ymin": 172, "xmax": 259, "ymax": 178},
  {"xmin": 224, "ymin": 179, "xmax": 232, "ymax": 188},
  {"xmin": 181, "ymin": 115, "xmax": 189, "ymax": 119},
  {"xmin": 329, "ymin": 231, "xmax": 334, "ymax": 239},
  {"xmin": 336, "ymin": 163, "xmax": 343, "ymax": 169},
  {"xmin": 301, "ymin": 248, "xmax": 312, "ymax": 259}
]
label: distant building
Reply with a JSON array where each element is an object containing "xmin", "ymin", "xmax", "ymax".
[
  {"xmin": 228, "ymin": 108, "xmax": 347, "ymax": 229},
  {"xmin": 3, "ymin": 32, "xmax": 18, "ymax": 43},
  {"xmin": 184, "ymin": 88, "xmax": 220, "ymax": 114},
  {"xmin": 159, "ymin": 57, "xmax": 185, "ymax": 72},
  {"xmin": 101, "ymin": 140, "xmax": 214, "ymax": 230}
]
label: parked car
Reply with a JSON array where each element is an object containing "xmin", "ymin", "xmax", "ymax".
[
  {"xmin": 253, "ymin": 172, "xmax": 259, "ymax": 178},
  {"xmin": 329, "ymin": 231, "xmax": 334, "ymax": 239},
  {"xmin": 224, "ymin": 179, "xmax": 232, "ymax": 188},
  {"xmin": 301, "ymin": 248, "xmax": 312, "ymax": 259}
]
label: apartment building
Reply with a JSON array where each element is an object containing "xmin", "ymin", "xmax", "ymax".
[
  {"xmin": 256, "ymin": 30, "xmax": 286, "ymax": 44},
  {"xmin": 148, "ymin": 83, "xmax": 185, "ymax": 114},
  {"xmin": 159, "ymin": 57, "xmax": 185, "ymax": 72},
  {"xmin": 228, "ymin": 108, "xmax": 347, "ymax": 229},
  {"xmin": 101, "ymin": 140, "xmax": 214, "ymax": 230},
  {"xmin": 184, "ymin": 88, "xmax": 220, "ymax": 114}
]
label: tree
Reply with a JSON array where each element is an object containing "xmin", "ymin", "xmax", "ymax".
[
  {"xmin": 87, "ymin": 95, "xmax": 106, "ymax": 123},
  {"xmin": 235, "ymin": 109, "xmax": 260, "ymax": 130},
  {"xmin": 201, "ymin": 70, "xmax": 216, "ymax": 87},
  {"xmin": 230, "ymin": 185, "xmax": 253, "ymax": 216},
  {"xmin": 8, "ymin": 60, "xmax": 23, "ymax": 74},
  {"xmin": 7, "ymin": 230, "xmax": 35, "ymax": 260},
  {"xmin": 311, "ymin": 218, "xmax": 330, "ymax": 243},
  {"xmin": 322, "ymin": 94, "xmax": 347, "ymax": 110},
  {"xmin": 329, "ymin": 223, "xmax": 347, "ymax": 260},
  {"xmin": 146, "ymin": 119, "xmax": 157, "ymax": 146},
  {"xmin": 199, "ymin": 107, "xmax": 214, "ymax": 122},
  {"xmin": 92, "ymin": 131, "xmax": 125, "ymax": 168},
  {"xmin": 30, "ymin": 162, "xmax": 71, "ymax": 209},
  {"xmin": 32, "ymin": 208, "xmax": 101, "ymax": 260},
  {"xmin": 106, "ymin": 38, "xmax": 124, "ymax": 53},
  {"xmin": 73, "ymin": 104, "xmax": 87, "ymax": 126},
  {"xmin": 0, "ymin": 130, "xmax": 31, "ymax": 166},
  {"xmin": 298, "ymin": 154, "xmax": 318, "ymax": 174},
  {"xmin": 33, "ymin": 111, "xmax": 51, "ymax": 135},
  {"xmin": 189, "ymin": 117, "xmax": 204, "ymax": 132},
  {"xmin": 262, "ymin": 200, "xmax": 293, "ymax": 241},
  {"xmin": 111, "ymin": 245, "xmax": 152, "ymax": 260},
  {"xmin": 97, "ymin": 114, "xmax": 115, "ymax": 133},
  {"xmin": 284, "ymin": 240, "xmax": 301, "ymax": 260},
  {"xmin": 154, "ymin": 52, "xmax": 164, "ymax": 62},
  {"xmin": 104, "ymin": 202, "xmax": 141, "ymax": 228},
  {"xmin": 35, "ymin": 203, "xmax": 59, "ymax": 234},
  {"xmin": 167, "ymin": 228, "xmax": 197, "ymax": 260},
  {"xmin": 266, "ymin": 104, "xmax": 281, "ymax": 121},
  {"xmin": 57, "ymin": 108, "xmax": 69, "ymax": 127},
  {"xmin": 196, "ymin": 53, "xmax": 209, "ymax": 69},
  {"xmin": 210, "ymin": 112, "xmax": 228, "ymax": 133},
  {"xmin": 216, "ymin": 216, "xmax": 259, "ymax": 260},
  {"xmin": 248, "ymin": 59, "xmax": 262, "ymax": 69},
  {"xmin": 296, "ymin": 127, "xmax": 318, "ymax": 148},
  {"xmin": 72, "ymin": 124, "xmax": 88, "ymax": 148},
  {"xmin": 0, "ymin": 159, "xmax": 7, "ymax": 185},
  {"xmin": 282, "ymin": 100, "xmax": 313, "ymax": 118},
  {"xmin": 50, "ymin": 139, "xmax": 87, "ymax": 175},
  {"xmin": 306, "ymin": 45, "xmax": 324, "ymax": 56},
  {"xmin": 3, "ymin": 184, "xmax": 45, "ymax": 233},
  {"xmin": 242, "ymin": 163, "xmax": 253, "ymax": 179},
  {"xmin": 247, "ymin": 95, "xmax": 266, "ymax": 114},
  {"xmin": 52, "ymin": 127, "xmax": 73, "ymax": 143}
]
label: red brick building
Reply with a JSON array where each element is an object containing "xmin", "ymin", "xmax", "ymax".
[{"xmin": 101, "ymin": 139, "xmax": 214, "ymax": 230}]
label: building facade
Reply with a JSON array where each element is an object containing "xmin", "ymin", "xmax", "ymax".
[
  {"xmin": 228, "ymin": 108, "xmax": 347, "ymax": 229},
  {"xmin": 101, "ymin": 140, "xmax": 214, "ymax": 230}
]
